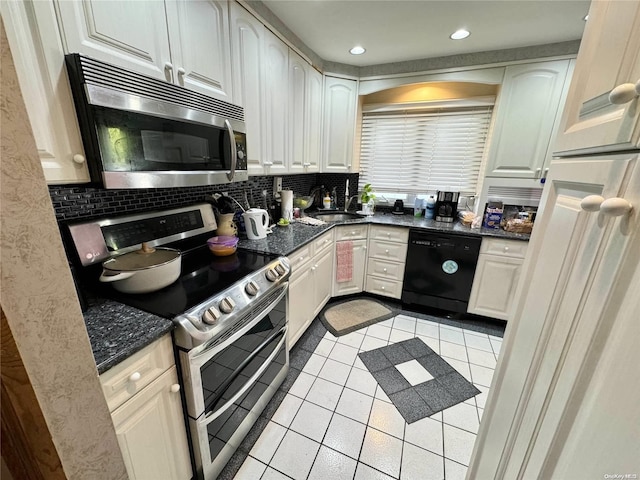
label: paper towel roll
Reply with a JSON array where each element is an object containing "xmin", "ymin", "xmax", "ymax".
[{"xmin": 281, "ymin": 190, "xmax": 293, "ymax": 221}]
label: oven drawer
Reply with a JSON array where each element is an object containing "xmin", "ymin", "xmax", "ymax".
[{"xmin": 100, "ymin": 334, "xmax": 174, "ymax": 412}]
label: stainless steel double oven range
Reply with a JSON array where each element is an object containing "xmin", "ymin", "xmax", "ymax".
[{"xmin": 68, "ymin": 203, "xmax": 290, "ymax": 479}]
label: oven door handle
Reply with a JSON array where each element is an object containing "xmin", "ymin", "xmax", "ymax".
[{"xmin": 204, "ymin": 326, "xmax": 286, "ymax": 415}]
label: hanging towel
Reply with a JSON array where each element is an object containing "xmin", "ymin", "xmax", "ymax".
[{"xmin": 336, "ymin": 241, "xmax": 354, "ymax": 283}]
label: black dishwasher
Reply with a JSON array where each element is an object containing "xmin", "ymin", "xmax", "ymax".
[{"xmin": 402, "ymin": 229, "xmax": 482, "ymax": 313}]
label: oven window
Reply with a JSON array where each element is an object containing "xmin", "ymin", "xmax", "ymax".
[
  {"xmin": 200, "ymin": 300, "xmax": 287, "ymax": 415},
  {"xmin": 206, "ymin": 343, "xmax": 286, "ymax": 460},
  {"xmin": 92, "ymin": 106, "xmax": 229, "ymax": 172}
]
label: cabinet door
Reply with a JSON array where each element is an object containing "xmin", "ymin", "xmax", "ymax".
[
  {"xmin": 111, "ymin": 367, "xmax": 192, "ymax": 480},
  {"xmin": 288, "ymin": 50, "xmax": 307, "ymax": 173},
  {"xmin": 485, "ymin": 60, "xmax": 571, "ymax": 179},
  {"xmin": 164, "ymin": 0, "xmax": 232, "ymax": 102},
  {"xmin": 2, "ymin": 0, "xmax": 90, "ymax": 184},
  {"xmin": 262, "ymin": 29, "xmax": 289, "ymax": 175},
  {"xmin": 332, "ymin": 239, "xmax": 367, "ymax": 297},
  {"xmin": 229, "ymin": 3, "xmax": 264, "ymax": 175},
  {"xmin": 55, "ymin": 0, "xmax": 172, "ymax": 82},
  {"xmin": 288, "ymin": 264, "xmax": 314, "ymax": 347},
  {"xmin": 467, "ymin": 254, "xmax": 524, "ymax": 321},
  {"xmin": 313, "ymin": 248, "xmax": 334, "ymax": 317},
  {"xmin": 471, "ymin": 153, "xmax": 639, "ymax": 478},
  {"xmin": 305, "ymin": 66, "xmax": 323, "ymax": 173},
  {"xmin": 322, "ymin": 76, "xmax": 358, "ymax": 173},
  {"xmin": 554, "ymin": 1, "xmax": 640, "ymax": 156}
]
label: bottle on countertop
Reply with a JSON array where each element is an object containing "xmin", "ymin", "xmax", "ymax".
[
  {"xmin": 425, "ymin": 195, "xmax": 436, "ymax": 220},
  {"xmin": 414, "ymin": 197, "xmax": 423, "ymax": 217},
  {"xmin": 323, "ymin": 193, "xmax": 332, "ymax": 209}
]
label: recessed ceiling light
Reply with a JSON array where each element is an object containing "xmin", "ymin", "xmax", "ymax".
[
  {"xmin": 350, "ymin": 46, "xmax": 366, "ymax": 55},
  {"xmin": 450, "ymin": 29, "xmax": 470, "ymax": 40},
  {"xmin": 583, "ymin": 14, "xmax": 589, "ymax": 21}
]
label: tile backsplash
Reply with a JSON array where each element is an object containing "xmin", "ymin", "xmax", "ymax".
[{"xmin": 49, "ymin": 172, "xmax": 359, "ymax": 222}]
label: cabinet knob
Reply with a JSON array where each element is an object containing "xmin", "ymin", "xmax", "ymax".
[
  {"xmin": 129, "ymin": 372, "xmax": 141, "ymax": 382},
  {"xmin": 299, "ymin": 256, "xmax": 305, "ymax": 261},
  {"xmin": 580, "ymin": 195, "xmax": 605, "ymax": 212},
  {"xmin": 383, "ymin": 268, "xmax": 388, "ymax": 273},
  {"xmin": 381, "ymin": 286, "xmax": 385, "ymax": 290},
  {"xmin": 72, "ymin": 154, "xmax": 85, "ymax": 164},
  {"xmin": 600, "ymin": 198, "xmax": 633, "ymax": 217},
  {"xmin": 347, "ymin": 164, "xmax": 352, "ymax": 169},
  {"xmin": 385, "ymin": 249, "xmax": 389, "ymax": 254},
  {"xmin": 351, "ymin": 231, "xmax": 356, "ymax": 235},
  {"xmin": 170, "ymin": 384, "xmax": 180, "ymax": 393},
  {"xmin": 387, "ymin": 232, "xmax": 391, "ymax": 237},
  {"xmin": 363, "ymin": 245, "xmax": 367, "ymax": 250},
  {"xmin": 311, "ymin": 266, "xmax": 316, "ymax": 271},
  {"xmin": 325, "ymin": 239, "xmax": 330, "ymax": 243},
  {"xmin": 609, "ymin": 83, "xmax": 639, "ymax": 105},
  {"xmin": 504, "ymin": 246, "xmax": 509, "ymax": 252}
]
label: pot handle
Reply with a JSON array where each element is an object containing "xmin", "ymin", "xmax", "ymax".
[{"xmin": 99, "ymin": 270, "xmax": 136, "ymax": 283}]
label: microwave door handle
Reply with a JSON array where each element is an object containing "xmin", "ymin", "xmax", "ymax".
[{"xmin": 224, "ymin": 119, "xmax": 237, "ymax": 182}]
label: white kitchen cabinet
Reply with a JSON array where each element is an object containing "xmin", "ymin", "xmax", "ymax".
[
  {"xmin": 333, "ymin": 225, "xmax": 368, "ymax": 297},
  {"xmin": 289, "ymin": 51, "xmax": 323, "ymax": 174},
  {"xmin": 262, "ymin": 29, "xmax": 289, "ymax": 175},
  {"xmin": 554, "ymin": 1, "xmax": 640, "ymax": 156},
  {"xmin": 485, "ymin": 59, "xmax": 573, "ymax": 180},
  {"xmin": 55, "ymin": 0, "xmax": 233, "ymax": 102},
  {"xmin": 2, "ymin": 0, "xmax": 90, "ymax": 184},
  {"xmin": 322, "ymin": 76, "xmax": 358, "ymax": 173},
  {"xmin": 468, "ymin": 238, "xmax": 528, "ymax": 321},
  {"xmin": 287, "ymin": 230, "xmax": 334, "ymax": 347},
  {"xmin": 365, "ymin": 225, "xmax": 409, "ymax": 300},
  {"xmin": 229, "ymin": 2, "xmax": 264, "ymax": 174},
  {"xmin": 101, "ymin": 335, "xmax": 192, "ymax": 480}
]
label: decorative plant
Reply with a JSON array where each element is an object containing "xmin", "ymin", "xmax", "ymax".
[{"xmin": 360, "ymin": 183, "xmax": 376, "ymax": 204}]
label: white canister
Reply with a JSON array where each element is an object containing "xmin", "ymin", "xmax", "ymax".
[{"xmin": 281, "ymin": 190, "xmax": 294, "ymax": 221}]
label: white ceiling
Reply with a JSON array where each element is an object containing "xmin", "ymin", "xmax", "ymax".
[{"xmin": 262, "ymin": 0, "xmax": 590, "ymax": 67}]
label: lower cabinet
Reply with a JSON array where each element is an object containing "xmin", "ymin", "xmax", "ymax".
[
  {"xmin": 100, "ymin": 335, "xmax": 192, "ymax": 480},
  {"xmin": 332, "ymin": 225, "xmax": 369, "ymax": 297},
  {"xmin": 287, "ymin": 230, "xmax": 334, "ymax": 347},
  {"xmin": 364, "ymin": 225, "xmax": 409, "ymax": 299},
  {"xmin": 468, "ymin": 238, "xmax": 529, "ymax": 321}
]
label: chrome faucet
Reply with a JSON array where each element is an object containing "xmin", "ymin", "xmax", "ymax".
[{"xmin": 345, "ymin": 195, "xmax": 359, "ymax": 212}]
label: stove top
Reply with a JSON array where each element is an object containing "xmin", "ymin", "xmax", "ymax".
[{"xmin": 99, "ymin": 245, "xmax": 276, "ymax": 319}]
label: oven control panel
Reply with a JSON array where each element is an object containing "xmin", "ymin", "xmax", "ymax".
[{"xmin": 174, "ymin": 257, "xmax": 291, "ymax": 350}]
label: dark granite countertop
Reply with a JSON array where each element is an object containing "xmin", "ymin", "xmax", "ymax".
[
  {"xmin": 236, "ymin": 212, "xmax": 530, "ymax": 257},
  {"xmin": 83, "ymin": 299, "xmax": 174, "ymax": 374}
]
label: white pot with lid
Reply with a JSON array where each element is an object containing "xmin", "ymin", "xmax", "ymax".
[{"xmin": 99, "ymin": 243, "xmax": 181, "ymax": 294}]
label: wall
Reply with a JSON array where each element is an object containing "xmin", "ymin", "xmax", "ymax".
[{"xmin": 0, "ymin": 21, "xmax": 127, "ymax": 480}]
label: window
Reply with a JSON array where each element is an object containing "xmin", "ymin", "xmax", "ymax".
[{"xmin": 358, "ymin": 106, "xmax": 493, "ymax": 197}]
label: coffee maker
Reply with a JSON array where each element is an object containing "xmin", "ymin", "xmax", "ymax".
[{"xmin": 434, "ymin": 191, "xmax": 459, "ymax": 222}]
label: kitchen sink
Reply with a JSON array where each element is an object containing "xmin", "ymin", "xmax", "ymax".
[{"xmin": 311, "ymin": 212, "xmax": 362, "ymax": 222}]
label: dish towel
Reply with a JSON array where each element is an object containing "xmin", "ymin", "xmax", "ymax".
[{"xmin": 336, "ymin": 241, "xmax": 353, "ymax": 283}]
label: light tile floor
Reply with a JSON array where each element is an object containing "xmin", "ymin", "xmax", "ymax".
[{"xmin": 233, "ymin": 313, "xmax": 502, "ymax": 480}]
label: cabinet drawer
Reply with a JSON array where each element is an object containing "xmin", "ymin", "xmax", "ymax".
[
  {"xmin": 314, "ymin": 230, "xmax": 334, "ymax": 256},
  {"xmin": 368, "ymin": 225, "xmax": 409, "ymax": 244},
  {"xmin": 335, "ymin": 225, "xmax": 368, "ymax": 241},
  {"xmin": 365, "ymin": 275, "xmax": 403, "ymax": 299},
  {"xmin": 100, "ymin": 335, "xmax": 174, "ymax": 412},
  {"xmin": 368, "ymin": 240, "xmax": 408, "ymax": 262},
  {"xmin": 367, "ymin": 257, "xmax": 405, "ymax": 281},
  {"xmin": 480, "ymin": 238, "xmax": 529, "ymax": 259},
  {"xmin": 287, "ymin": 243, "xmax": 314, "ymax": 275}
]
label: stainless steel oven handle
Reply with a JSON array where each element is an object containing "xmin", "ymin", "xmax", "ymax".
[
  {"xmin": 225, "ymin": 119, "xmax": 237, "ymax": 182},
  {"xmin": 202, "ymin": 327, "xmax": 287, "ymax": 423},
  {"xmin": 192, "ymin": 284, "xmax": 288, "ymax": 360},
  {"xmin": 205, "ymin": 326, "xmax": 287, "ymax": 415}
]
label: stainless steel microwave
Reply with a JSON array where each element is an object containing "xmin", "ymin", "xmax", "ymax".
[{"xmin": 65, "ymin": 54, "xmax": 248, "ymax": 189}]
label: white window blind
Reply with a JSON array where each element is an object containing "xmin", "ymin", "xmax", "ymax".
[{"xmin": 359, "ymin": 107, "xmax": 493, "ymax": 195}]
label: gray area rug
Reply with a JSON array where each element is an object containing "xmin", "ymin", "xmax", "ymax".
[
  {"xmin": 319, "ymin": 297, "xmax": 398, "ymax": 337},
  {"xmin": 359, "ymin": 337, "xmax": 481, "ymax": 423}
]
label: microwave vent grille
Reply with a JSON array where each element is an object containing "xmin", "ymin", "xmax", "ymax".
[{"xmin": 77, "ymin": 55, "xmax": 244, "ymax": 122}]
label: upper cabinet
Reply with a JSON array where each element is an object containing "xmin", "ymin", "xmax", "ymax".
[
  {"xmin": 55, "ymin": 0, "xmax": 233, "ymax": 102},
  {"xmin": 289, "ymin": 50, "xmax": 323, "ymax": 174},
  {"xmin": 554, "ymin": 1, "xmax": 640, "ymax": 156},
  {"xmin": 2, "ymin": 0, "xmax": 90, "ymax": 184},
  {"xmin": 484, "ymin": 59, "xmax": 573, "ymax": 181},
  {"xmin": 322, "ymin": 76, "xmax": 358, "ymax": 173}
]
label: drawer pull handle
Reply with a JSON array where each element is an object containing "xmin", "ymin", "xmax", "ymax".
[
  {"xmin": 325, "ymin": 239, "xmax": 330, "ymax": 243},
  {"xmin": 129, "ymin": 372, "xmax": 141, "ymax": 382},
  {"xmin": 351, "ymin": 231, "xmax": 356, "ymax": 235},
  {"xmin": 381, "ymin": 286, "xmax": 385, "ymax": 290},
  {"xmin": 504, "ymin": 247, "xmax": 509, "ymax": 252},
  {"xmin": 170, "ymin": 384, "xmax": 181, "ymax": 393},
  {"xmin": 311, "ymin": 266, "xmax": 316, "ymax": 271},
  {"xmin": 299, "ymin": 256, "xmax": 304, "ymax": 261},
  {"xmin": 385, "ymin": 249, "xmax": 389, "ymax": 254},
  {"xmin": 387, "ymin": 233, "xmax": 391, "ymax": 237},
  {"xmin": 383, "ymin": 268, "xmax": 388, "ymax": 273}
]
